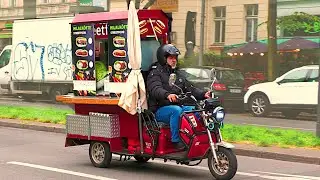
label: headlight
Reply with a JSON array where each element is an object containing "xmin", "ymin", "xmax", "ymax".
[{"xmin": 212, "ymin": 107, "xmax": 225, "ymax": 122}]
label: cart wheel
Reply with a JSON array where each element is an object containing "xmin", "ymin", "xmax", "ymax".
[
  {"xmin": 133, "ymin": 155, "xmax": 150, "ymax": 163},
  {"xmin": 89, "ymin": 141, "xmax": 112, "ymax": 168}
]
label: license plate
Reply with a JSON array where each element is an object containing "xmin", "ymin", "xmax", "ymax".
[{"xmin": 230, "ymin": 89, "xmax": 241, "ymax": 93}]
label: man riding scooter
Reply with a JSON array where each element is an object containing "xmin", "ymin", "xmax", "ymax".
[{"xmin": 147, "ymin": 44, "xmax": 211, "ymax": 150}]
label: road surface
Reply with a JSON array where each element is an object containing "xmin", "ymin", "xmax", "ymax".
[
  {"xmin": 0, "ymin": 127, "xmax": 319, "ymax": 180},
  {"xmin": 0, "ymin": 96, "xmax": 317, "ymax": 133}
]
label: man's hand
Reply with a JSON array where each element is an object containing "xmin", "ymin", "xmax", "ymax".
[
  {"xmin": 167, "ymin": 94, "xmax": 178, "ymax": 102},
  {"xmin": 204, "ymin": 91, "xmax": 211, "ymax": 99}
]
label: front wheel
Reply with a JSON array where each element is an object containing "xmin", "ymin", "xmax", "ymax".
[
  {"xmin": 208, "ymin": 147, "xmax": 238, "ymax": 180},
  {"xmin": 89, "ymin": 141, "xmax": 112, "ymax": 168}
]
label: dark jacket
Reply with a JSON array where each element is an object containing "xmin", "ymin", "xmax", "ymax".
[{"xmin": 146, "ymin": 62, "xmax": 206, "ymax": 112}]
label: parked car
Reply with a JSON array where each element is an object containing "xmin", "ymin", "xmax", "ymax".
[
  {"xmin": 179, "ymin": 66, "xmax": 246, "ymax": 109},
  {"xmin": 244, "ymin": 65, "xmax": 318, "ymax": 118}
]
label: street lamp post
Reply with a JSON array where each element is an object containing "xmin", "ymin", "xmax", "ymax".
[
  {"xmin": 199, "ymin": 0, "xmax": 205, "ymax": 66},
  {"xmin": 317, "ymin": 35, "xmax": 320, "ymax": 137}
]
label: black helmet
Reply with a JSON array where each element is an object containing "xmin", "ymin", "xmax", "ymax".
[{"xmin": 156, "ymin": 44, "xmax": 181, "ymax": 65}]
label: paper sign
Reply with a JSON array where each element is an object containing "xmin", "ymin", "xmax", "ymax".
[
  {"xmin": 104, "ymin": 81, "xmax": 127, "ymax": 93},
  {"xmin": 73, "ymin": 80, "xmax": 97, "ymax": 91}
]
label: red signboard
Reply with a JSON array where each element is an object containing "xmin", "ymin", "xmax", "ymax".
[
  {"xmin": 94, "ymin": 23, "xmax": 108, "ymax": 39},
  {"xmin": 138, "ymin": 18, "xmax": 168, "ymax": 38},
  {"xmin": 72, "ymin": 10, "xmax": 170, "ymax": 41}
]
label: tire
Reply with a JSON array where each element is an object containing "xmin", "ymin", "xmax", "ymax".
[
  {"xmin": 21, "ymin": 95, "xmax": 35, "ymax": 102},
  {"xmin": 133, "ymin": 155, "xmax": 150, "ymax": 163},
  {"xmin": 89, "ymin": 141, "xmax": 112, "ymax": 168},
  {"xmin": 208, "ymin": 147, "xmax": 238, "ymax": 180},
  {"xmin": 249, "ymin": 94, "xmax": 270, "ymax": 117},
  {"xmin": 282, "ymin": 110, "xmax": 300, "ymax": 119},
  {"xmin": 49, "ymin": 87, "xmax": 62, "ymax": 103}
]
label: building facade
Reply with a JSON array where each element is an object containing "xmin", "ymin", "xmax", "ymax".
[
  {"xmin": 0, "ymin": 0, "xmax": 107, "ymax": 50},
  {"xmin": 109, "ymin": 0, "xmax": 269, "ymax": 55}
]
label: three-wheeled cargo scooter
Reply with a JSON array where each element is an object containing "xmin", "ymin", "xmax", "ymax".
[{"xmin": 57, "ymin": 7, "xmax": 238, "ymax": 180}]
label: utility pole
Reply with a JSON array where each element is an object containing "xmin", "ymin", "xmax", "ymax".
[
  {"xmin": 317, "ymin": 32, "xmax": 320, "ymax": 137},
  {"xmin": 23, "ymin": 0, "xmax": 37, "ymax": 19},
  {"xmin": 267, "ymin": 0, "xmax": 277, "ymax": 81},
  {"xmin": 199, "ymin": 0, "xmax": 205, "ymax": 66}
]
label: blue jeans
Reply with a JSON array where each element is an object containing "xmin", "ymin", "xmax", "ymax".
[{"xmin": 155, "ymin": 105, "xmax": 195, "ymax": 143}]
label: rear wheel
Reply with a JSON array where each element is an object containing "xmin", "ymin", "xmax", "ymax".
[
  {"xmin": 89, "ymin": 141, "xmax": 112, "ymax": 168},
  {"xmin": 208, "ymin": 147, "xmax": 237, "ymax": 180},
  {"xmin": 249, "ymin": 94, "xmax": 270, "ymax": 117}
]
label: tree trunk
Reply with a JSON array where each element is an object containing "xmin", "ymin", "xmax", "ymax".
[
  {"xmin": 143, "ymin": 0, "xmax": 156, "ymax": 9},
  {"xmin": 267, "ymin": 0, "xmax": 277, "ymax": 81}
]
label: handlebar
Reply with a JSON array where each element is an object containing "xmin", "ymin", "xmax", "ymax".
[
  {"xmin": 175, "ymin": 91, "xmax": 220, "ymax": 111},
  {"xmin": 176, "ymin": 92, "xmax": 201, "ymax": 108}
]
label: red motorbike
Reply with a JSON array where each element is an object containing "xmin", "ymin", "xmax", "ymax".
[{"xmin": 64, "ymin": 73, "xmax": 238, "ymax": 180}]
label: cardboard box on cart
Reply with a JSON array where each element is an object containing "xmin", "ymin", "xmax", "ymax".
[{"xmin": 70, "ymin": 10, "xmax": 171, "ymax": 97}]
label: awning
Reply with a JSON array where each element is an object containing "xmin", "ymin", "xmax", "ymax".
[
  {"xmin": 224, "ymin": 36, "xmax": 320, "ymax": 52},
  {"xmin": 71, "ymin": 9, "xmax": 169, "ymax": 24}
]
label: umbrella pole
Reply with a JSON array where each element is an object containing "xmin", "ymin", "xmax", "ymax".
[{"xmin": 136, "ymin": 74, "xmax": 144, "ymax": 154}]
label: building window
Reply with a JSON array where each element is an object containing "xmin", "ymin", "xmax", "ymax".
[
  {"xmin": 213, "ymin": 6, "xmax": 226, "ymax": 43},
  {"xmin": 40, "ymin": 0, "xmax": 49, "ymax": 4},
  {"xmin": 8, "ymin": 0, "xmax": 17, "ymax": 7},
  {"xmin": 245, "ymin": 4, "xmax": 258, "ymax": 42}
]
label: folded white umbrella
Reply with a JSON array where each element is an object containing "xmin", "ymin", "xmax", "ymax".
[{"xmin": 118, "ymin": 1, "xmax": 148, "ymax": 115}]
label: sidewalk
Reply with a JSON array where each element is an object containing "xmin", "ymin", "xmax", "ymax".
[{"xmin": 0, "ymin": 118, "xmax": 319, "ymax": 165}]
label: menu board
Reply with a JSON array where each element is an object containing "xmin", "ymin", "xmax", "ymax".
[
  {"xmin": 71, "ymin": 23, "xmax": 96, "ymax": 96},
  {"xmin": 107, "ymin": 20, "xmax": 130, "ymax": 83}
]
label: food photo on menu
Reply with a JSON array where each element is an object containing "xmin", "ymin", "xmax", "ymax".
[
  {"xmin": 76, "ymin": 37, "xmax": 87, "ymax": 47},
  {"xmin": 113, "ymin": 36, "xmax": 126, "ymax": 48},
  {"xmin": 113, "ymin": 49, "xmax": 126, "ymax": 58}
]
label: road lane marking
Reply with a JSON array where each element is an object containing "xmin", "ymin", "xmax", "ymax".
[
  {"xmin": 254, "ymin": 171, "xmax": 320, "ymax": 180},
  {"xmin": 112, "ymin": 154, "xmax": 318, "ymax": 180},
  {"xmin": 7, "ymin": 161, "xmax": 117, "ymax": 180},
  {"xmin": 150, "ymin": 158, "xmax": 320, "ymax": 180}
]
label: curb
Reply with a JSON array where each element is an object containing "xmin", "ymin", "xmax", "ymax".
[
  {"xmin": 233, "ymin": 148, "xmax": 320, "ymax": 165},
  {"xmin": 0, "ymin": 120, "xmax": 65, "ymax": 134},
  {"xmin": 1, "ymin": 120, "xmax": 319, "ymax": 165}
]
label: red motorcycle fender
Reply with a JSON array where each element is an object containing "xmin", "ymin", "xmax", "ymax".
[
  {"xmin": 204, "ymin": 141, "xmax": 235, "ymax": 157},
  {"xmin": 216, "ymin": 141, "xmax": 235, "ymax": 149}
]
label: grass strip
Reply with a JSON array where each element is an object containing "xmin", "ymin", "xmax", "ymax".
[
  {"xmin": 221, "ymin": 124, "xmax": 320, "ymax": 149},
  {"xmin": 0, "ymin": 105, "xmax": 319, "ymax": 149},
  {"xmin": 0, "ymin": 105, "xmax": 74, "ymax": 124}
]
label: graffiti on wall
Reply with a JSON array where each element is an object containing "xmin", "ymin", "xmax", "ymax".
[
  {"xmin": 47, "ymin": 43, "xmax": 72, "ymax": 80},
  {"xmin": 13, "ymin": 41, "xmax": 72, "ymax": 81}
]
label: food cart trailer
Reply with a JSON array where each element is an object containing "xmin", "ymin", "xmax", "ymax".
[
  {"xmin": 56, "ymin": 8, "xmax": 170, "ymax": 159},
  {"xmin": 56, "ymin": 7, "xmax": 238, "ymax": 179}
]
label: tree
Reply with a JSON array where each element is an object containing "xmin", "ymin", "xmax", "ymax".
[
  {"xmin": 259, "ymin": 12, "xmax": 320, "ymax": 35},
  {"xmin": 276, "ymin": 12, "xmax": 320, "ymax": 35}
]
